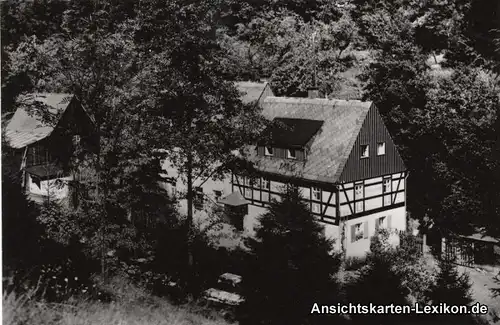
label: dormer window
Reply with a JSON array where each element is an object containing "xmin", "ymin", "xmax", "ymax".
[
  {"xmin": 258, "ymin": 118, "xmax": 323, "ymax": 160},
  {"xmin": 361, "ymin": 144, "xmax": 369, "ymax": 158},
  {"xmin": 377, "ymin": 142, "xmax": 386, "ymax": 156}
]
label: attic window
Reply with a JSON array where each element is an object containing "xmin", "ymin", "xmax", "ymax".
[
  {"xmin": 287, "ymin": 149, "xmax": 296, "ymax": 159},
  {"xmin": 265, "ymin": 147, "xmax": 274, "ymax": 156},
  {"xmin": 360, "ymin": 144, "xmax": 369, "ymax": 158},
  {"xmin": 377, "ymin": 142, "xmax": 386, "ymax": 156}
]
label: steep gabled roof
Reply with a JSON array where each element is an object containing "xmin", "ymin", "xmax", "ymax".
[
  {"xmin": 245, "ymin": 97, "xmax": 372, "ymax": 184},
  {"xmin": 5, "ymin": 93, "xmax": 74, "ymax": 149},
  {"xmin": 235, "ymin": 81, "xmax": 269, "ymax": 104}
]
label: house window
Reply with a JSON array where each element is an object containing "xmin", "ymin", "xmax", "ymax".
[
  {"xmin": 244, "ymin": 177, "xmax": 251, "ymax": 186},
  {"xmin": 355, "ymin": 183, "xmax": 363, "ymax": 212},
  {"xmin": 360, "ymin": 144, "xmax": 369, "ymax": 158},
  {"xmin": 194, "ymin": 187, "xmax": 204, "ymax": 210},
  {"xmin": 376, "ymin": 216, "xmax": 386, "ymax": 232},
  {"xmin": 383, "ymin": 177, "xmax": 391, "ymax": 193},
  {"xmin": 377, "ymin": 142, "xmax": 386, "ymax": 155},
  {"xmin": 287, "ymin": 149, "xmax": 296, "ymax": 159},
  {"xmin": 312, "ymin": 187, "xmax": 321, "ymax": 201},
  {"xmin": 352, "ymin": 222, "xmax": 365, "ymax": 242},
  {"xmin": 312, "ymin": 202, "xmax": 321, "ymax": 213},
  {"xmin": 261, "ymin": 178, "xmax": 270, "ymax": 190},
  {"xmin": 265, "ymin": 147, "xmax": 274, "ymax": 156},
  {"xmin": 355, "ymin": 184, "xmax": 363, "ymax": 198}
]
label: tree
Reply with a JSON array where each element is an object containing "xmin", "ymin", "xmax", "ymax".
[
  {"xmin": 3, "ymin": 0, "xmax": 172, "ymax": 280},
  {"xmin": 135, "ymin": 0, "xmax": 267, "ymax": 273},
  {"xmin": 426, "ymin": 256, "xmax": 475, "ymax": 324},
  {"xmin": 1, "ymin": 136, "xmax": 42, "ymax": 275},
  {"xmin": 346, "ymin": 252, "xmax": 410, "ymax": 325},
  {"xmin": 219, "ymin": 5, "xmax": 359, "ymax": 96},
  {"xmin": 369, "ymin": 229, "xmax": 437, "ymax": 305},
  {"xmin": 269, "ymin": 16, "xmax": 357, "ymax": 97},
  {"xmin": 411, "ymin": 68, "xmax": 500, "ymax": 236},
  {"xmin": 239, "ymin": 185, "xmax": 341, "ymax": 325},
  {"xmin": 362, "ymin": 8, "xmax": 500, "ymax": 238}
]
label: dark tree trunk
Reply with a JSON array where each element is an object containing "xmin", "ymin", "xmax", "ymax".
[{"xmin": 186, "ymin": 151, "xmax": 194, "ymax": 267}]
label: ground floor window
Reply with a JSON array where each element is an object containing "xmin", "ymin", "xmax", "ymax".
[{"xmin": 351, "ymin": 222, "xmax": 367, "ymax": 242}]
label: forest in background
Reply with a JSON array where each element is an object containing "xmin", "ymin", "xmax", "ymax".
[{"xmin": 1, "ymin": 1, "xmax": 500, "ymax": 324}]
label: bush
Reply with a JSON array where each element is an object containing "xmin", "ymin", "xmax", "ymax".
[
  {"xmin": 346, "ymin": 253, "xmax": 410, "ymax": 325},
  {"xmin": 367, "ymin": 229, "xmax": 437, "ymax": 304},
  {"xmin": 343, "ymin": 256, "xmax": 366, "ymax": 271}
]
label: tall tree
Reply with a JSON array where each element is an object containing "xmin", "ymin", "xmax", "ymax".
[
  {"xmin": 239, "ymin": 186, "xmax": 341, "ymax": 325},
  {"xmin": 4, "ymin": 0, "xmax": 170, "ymax": 278},
  {"xmin": 135, "ymin": 0, "xmax": 267, "ymax": 272},
  {"xmin": 426, "ymin": 256, "xmax": 475, "ymax": 324},
  {"xmin": 412, "ymin": 68, "xmax": 499, "ymax": 235}
]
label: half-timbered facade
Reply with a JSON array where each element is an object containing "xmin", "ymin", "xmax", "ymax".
[{"xmin": 231, "ymin": 95, "xmax": 407, "ymax": 256}]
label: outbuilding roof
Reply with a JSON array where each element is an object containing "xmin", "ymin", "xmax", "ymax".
[
  {"xmin": 218, "ymin": 191, "xmax": 250, "ymax": 206},
  {"xmin": 246, "ymin": 97, "xmax": 373, "ymax": 184},
  {"xmin": 4, "ymin": 93, "xmax": 74, "ymax": 149}
]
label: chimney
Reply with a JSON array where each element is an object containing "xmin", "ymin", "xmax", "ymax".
[{"xmin": 308, "ymin": 87, "xmax": 320, "ymax": 99}]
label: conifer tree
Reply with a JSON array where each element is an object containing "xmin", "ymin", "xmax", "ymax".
[
  {"xmin": 239, "ymin": 185, "xmax": 341, "ymax": 325},
  {"xmin": 428, "ymin": 256, "xmax": 473, "ymax": 306},
  {"xmin": 346, "ymin": 251, "xmax": 410, "ymax": 325}
]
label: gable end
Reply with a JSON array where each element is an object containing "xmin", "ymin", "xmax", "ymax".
[{"xmin": 337, "ymin": 104, "xmax": 406, "ymax": 183}]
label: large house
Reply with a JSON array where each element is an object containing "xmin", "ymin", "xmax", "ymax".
[
  {"xmin": 230, "ymin": 90, "xmax": 407, "ymax": 256},
  {"xmin": 4, "ymin": 93, "xmax": 96, "ymax": 204},
  {"xmin": 160, "ymin": 85, "xmax": 407, "ymax": 256}
]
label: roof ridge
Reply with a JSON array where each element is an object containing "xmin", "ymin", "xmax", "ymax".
[{"xmin": 264, "ymin": 96, "xmax": 372, "ymax": 105}]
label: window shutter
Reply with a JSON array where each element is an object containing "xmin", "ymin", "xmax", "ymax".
[
  {"xmin": 363, "ymin": 221, "xmax": 369, "ymax": 239},
  {"xmin": 387, "ymin": 215, "xmax": 392, "ymax": 229},
  {"xmin": 351, "ymin": 225, "xmax": 356, "ymax": 243}
]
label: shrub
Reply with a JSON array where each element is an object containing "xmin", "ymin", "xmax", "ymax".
[{"xmin": 343, "ymin": 256, "xmax": 366, "ymax": 271}]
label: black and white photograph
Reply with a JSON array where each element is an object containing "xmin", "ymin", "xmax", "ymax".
[{"xmin": 1, "ymin": 0, "xmax": 499, "ymax": 324}]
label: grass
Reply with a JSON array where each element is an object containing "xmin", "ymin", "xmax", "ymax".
[{"xmin": 3, "ymin": 277, "xmax": 232, "ymax": 325}]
